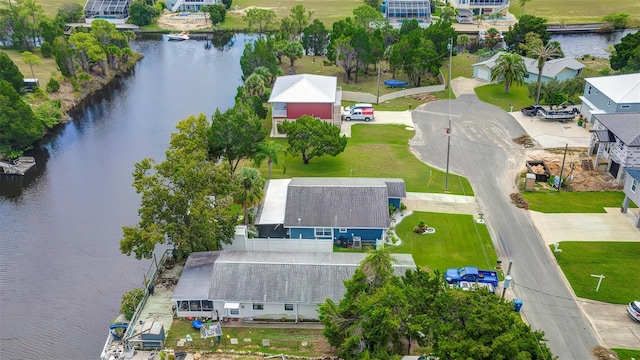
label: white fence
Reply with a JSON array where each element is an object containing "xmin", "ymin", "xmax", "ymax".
[{"xmin": 224, "ymin": 226, "xmax": 334, "ymax": 252}]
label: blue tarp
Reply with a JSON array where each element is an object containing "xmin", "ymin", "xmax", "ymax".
[
  {"xmin": 192, "ymin": 319, "xmax": 203, "ymax": 329},
  {"xmin": 384, "ymin": 79, "xmax": 409, "ymax": 88}
]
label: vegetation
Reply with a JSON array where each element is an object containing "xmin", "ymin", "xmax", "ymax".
[
  {"xmin": 0, "ymin": 80, "xmax": 42, "ymax": 158},
  {"xmin": 391, "ymin": 212, "xmax": 496, "ymax": 271},
  {"xmin": 490, "ymin": 53, "xmax": 526, "ymax": 93},
  {"xmin": 120, "ymin": 287, "xmax": 145, "ymax": 320},
  {"xmin": 529, "ymin": 42, "xmax": 563, "ymax": 104},
  {"xmin": 609, "ymin": 31, "xmax": 640, "ymax": 73},
  {"xmin": 553, "ymin": 242, "xmax": 640, "ymax": 304},
  {"xmin": 603, "ymin": 11, "xmax": 630, "ymax": 29},
  {"xmin": 233, "ymin": 167, "xmax": 265, "ymax": 226},
  {"xmin": 614, "ymin": 349, "xmax": 640, "ymax": 360},
  {"xmin": 279, "ymin": 115, "xmax": 348, "ymax": 164},
  {"xmin": 319, "ymin": 250, "xmax": 553, "ymax": 359},
  {"xmin": 0, "ymin": 52, "xmax": 25, "ymax": 93},
  {"xmin": 508, "ymin": 0, "xmax": 640, "ymax": 25},
  {"xmin": 504, "ymin": 15, "xmax": 550, "ymax": 53},
  {"xmin": 120, "ymin": 114, "xmax": 239, "ymax": 260},
  {"xmin": 475, "ymin": 82, "xmax": 531, "ymax": 111},
  {"xmin": 521, "ymin": 191, "xmax": 628, "ymax": 213}
]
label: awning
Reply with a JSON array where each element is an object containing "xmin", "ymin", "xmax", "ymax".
[
  {"xmin": 594, "ymin": 129, "xmax": 616, "ymax": 143},
  {"xmin": 224, "ymin": 302, "xmax": 240, "ymax": 310}
]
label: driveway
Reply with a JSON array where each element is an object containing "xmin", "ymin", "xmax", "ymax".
[
  {"xmin": 410, "ymin": 94, "xmax": 601, "ymax": 359},
  {"xmin": 340, "ymin": 110, "xmax": 413, "ymax": 137}
]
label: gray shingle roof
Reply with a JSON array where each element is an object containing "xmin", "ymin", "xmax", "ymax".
[
  {"xmin": 208, "ymin": 250, "xmax": 416, "ymax": 304},
  {"xmin": 172, "ymin": 251, "xmax": 220, "ymax": 300},
  {"xmin": 284, "ymin": 178, "xmax": 393, "ymax": 228},
  {"xmin": 382, "ymin": 178, "xmax": 407, "ymax": 198},
  {"xmin": 473, "ymin": 52, "xmax": 585, "ymax": 78},
  {"xmin": 594, "ymin": 113, "xmax": 640, "ymax": 146}
]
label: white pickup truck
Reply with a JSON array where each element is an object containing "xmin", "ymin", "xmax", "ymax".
[{"xmin": 344, "ymin": 107, "xmax": 375, "ymax": 122}]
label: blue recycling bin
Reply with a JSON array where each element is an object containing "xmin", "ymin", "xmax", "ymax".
[{"xmin": 514, "ymin": 298, "xmax": 523, "ymax": 312}]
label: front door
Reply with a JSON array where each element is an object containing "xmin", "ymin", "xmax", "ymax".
[{"xmin": 609, "ymin": 161, "xmax": 620, "ymax": 178}]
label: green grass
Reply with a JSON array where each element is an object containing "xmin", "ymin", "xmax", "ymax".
[
  {"xmin": 1, "ymin": 49, "xmax": 62, "ymax": 87},
  {"xmin": 509, "ymin": 0, "xmax": 640, "ymax": 26},
  {"xmin": 34, "ymin": 0, "xmax": 84, "ymax": 17},
  {"xmin": 613, "ymin": 349, "xmax": 640, "ymax": 360},
  {"xmin": 552, "ymin": 242, "xmax": 640, "ymax": 304},
  {"xmin": 521, "ymin": 191, "xmax": 628, "ymax": 213},
  {"xmin": 390, "ymin": 212, "xmax": 497, "ymax": 272},
  {"xmin": 262, "ymin": 124, "xmax": 474, "ymax": 195},
  {"xmin": 165, "ymin": 319, "xmax": 326, "ymax": 357},
  {"xmin": 474, "ymin": 82, "xmax": 533, "ymax": 111},
  {"xmin": 447, "ymin": 52, "xmax": 477, "ymax": 81}
]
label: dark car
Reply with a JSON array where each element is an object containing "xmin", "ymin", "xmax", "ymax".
[{"xmin": 521, "ymin": 105, "xmax": 544, "ymax": 116}]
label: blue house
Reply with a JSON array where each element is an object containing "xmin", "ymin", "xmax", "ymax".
[
  {"xmin": 255, "ymin": 178, "xmax": 406, "ymax": 246},
  {"xmin": 579, "ymin": 73, "xmax": 640, "ymax": 124},
  {"xmin": 473, "ymin": 52, "xmax": 584, "ymax": 85}
]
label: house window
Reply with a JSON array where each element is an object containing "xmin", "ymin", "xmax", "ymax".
[
  {"xmin": 314, "ymin": 227, "xmax": 332, "ymax": 238},
  {"xmin": 229, "ymin": 308, "xmax": 240, "ymax": 316},
  {"xmin": 202, "ymin": 300, "xmax": 213, "ymax": 311},
  {"xmin": 339, "ymin": 228, "xmax": 347, "ymax": 233},
  {"xmin": 284, "ymin": 304, "xmax": 294, "ymax": 311},
  {"xmin": 621, "ymin": 105, "xmax": 630, "ymax": 109},
  {"xmin": 524, "ymin": 73, "xmax": 529, "ymax": 78},
  {"xmin": 190, "ymin": 300, "xmax": 201, "ymax": 311},
  {"xmin": 607, "ymin": 100, "xmax": 611, "ymax": 106},
  {"xmin": 252, "ymin": 303, "xmax": 264, "ymax": 310},
  {"xmin": 588, "ymin": 85, "xmax": 591, "ymax": 94}
]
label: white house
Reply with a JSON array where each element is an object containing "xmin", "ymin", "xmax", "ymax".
[
  {"xmin": 171, "ymin": 250, "xmax": 416, "ymax": 321},
  {"xmin": 165, "ymin": 0, "xmax": 220, "ymax": 12},
  {"xmin": 472, "ymin": 52, "xmax": 584, "ymax": 84}
]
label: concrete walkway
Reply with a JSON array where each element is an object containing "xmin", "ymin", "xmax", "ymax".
[{"xmin": 403, "ymin": 192, "xmax": 480, "ymax": 215}]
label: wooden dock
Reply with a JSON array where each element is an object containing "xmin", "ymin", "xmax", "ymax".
[{"xmin": 0, "ymin": 157, "xmax": 36, "ymax": 175}]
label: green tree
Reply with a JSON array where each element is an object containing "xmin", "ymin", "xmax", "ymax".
[
  {"xmin": 242, "ymin": 8, "xmax": 276, "ymax": 35},
  {"xmin": 490, "ymin": 52, "xmax": 526, "ymax": 93},
  {"xmin": 423, "ymin": 19, "xmax": 457, "ymax": 56},
  {"xmin": 302, "ymin": 19, "xmax": 329, "ymax": 56},
  {"xmin": 393, "ymin": 29, "xmax": 440, "ymax": 87},
  {"xmin": 243, "ymin": 72, "xmax": 267, "ymax": 98},
  {"xmin": 39, "ymin": 18, "xmax": 64, "ymax": 44},
  {"xmin": 208, "ymin": 105, "xmax": 267, "ymax": 178},
  {"xmin": 335, "ymin": 35, "xmax": 357, "ymax": 82},
  {"xmin": 457, "ymin": 34, "xmax": 470, "ymax": 53},
  {"xmin": 439, "ymin": 6, "xmax": 456, "ymax": 22},
  {"xmin": 529, "ymin": 42, "xmax": 561, "ymax": 104},
  {"xmin": 120, "ymin": 287, "xmax": 144, "ymax": 320},
  {"xmin": 283, "ymin": 40, "xmax": 304, "ymax": 67},
  {"xmin": 603, "ymin": 12, "xmax": 629, "ymax": 29},
  {"xmin": 482, "ymin": 27, "xmax": 502, "ymax": 50},
  {"xmin": 518, "ymin": 0, "xmax": 532, "ymax": 16},
  {"xmin": 253, "ymin": 141, "xmax": 286, "ymax": 179},
  {"xmin": 52, "ymin": 35, "xmax": 75, "ymax": 77},
  {"xmin": 203, "ymin": 4, "xmax": 226, "ymax": 26},
  {"xmin": 6, "ymin": 0, "xmax": 46, "ymax": 50},
  {"xmin": 120, "ymin": 114, "xmax": 237, "ymax": 260},
  {"xmin": 0, "ymin": 80, "xmax": 42, "ymax": 158},
  {"xmin": 221, "ymin": 0, "xmax": 232, "ymax": 9},
  {"xmin": 289, "ymin": 4, "xmax": 312, "ymax": 39},
  {"xmin": 129, "ymin": 0, "xmax": 158, "ymax": 26},
  {"xmin": 233, "ymin": 167, "xmax": 265, "ymax": 226},
  {"xmin": 610, "ymin": 31, "xmax": 640, "ymax": 72},
  {"xmin": 20, "ymin": 51, "xmax": 40, "ymax": 81},
  {"xmin": 364, "ymin": 0, "xmax": 380, "ymax": 11},
  {"xmin": 278, "ymin": 115, "xmax": 347, "ymax": 164},
  {"xmin": 46, "ymin": 78, "xmax": 60, "ymax": 93},
  {"xmin": 352, "ymin": 4, "xmax": 382, "ymax": 30},
  {"xmin": 504, "ymin": 14, "xmax": 550, "ymax": 54},
  {"xmin": 239, "ymin": 37, "xmax": 279, "ymax": 81},
  {"xmin": 56, "ymin": 3, "xmax": 84, "ymax": 23},
  {"xmin": 33, "ymin": 99, "xmax": 63, "ymax": 129},
  {"xmin": 0, "ymin": 52, "xmax": 25, "ymax": 93}
]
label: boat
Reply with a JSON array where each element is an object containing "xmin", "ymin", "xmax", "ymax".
[
  {"xmin": 100, "ymin": 323, "xmax": 134, "ymax": 360},
  {"xmin": 167, "ymin": 32, "xmax": 189, "ymax": 41},
  {"xmin": 535, "ymin": 101, "xmax": 579, "ymax": 122},
  {"xmin": 384, "ymin": 79, "xmax": 410, "ymax": 88}
]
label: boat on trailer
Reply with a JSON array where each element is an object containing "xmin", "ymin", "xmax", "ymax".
[{"xmin": 535, "ymin": 101, "xmax": 579, "ymax": 122}]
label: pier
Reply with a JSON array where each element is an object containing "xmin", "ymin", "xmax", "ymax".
[{"xmin": 0, "ymin": 157, "xmax": 36, "ymax": 175}]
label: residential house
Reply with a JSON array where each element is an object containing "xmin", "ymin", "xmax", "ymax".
[
  {"xmin": 472, "ymin": 52, "xmax": 584, "ymax": 85},
  {"xmin": 253, "ymin": 178, "xmax": 406, "ymax": 247},
  {"xmin": 449, "ymin": 0, "xmax": 509, "ymax": 16},
  {"xmin": 579, "ymin": 73, "xmax": 640, "ymax": 124},
  {"xmin": 268, "ymin": 74, "xmax": 342, "ymax": 137},
  {"xmin": 171, "ymin": 250, "xmax": 417, "ymax": 321},
  {"xmin": 382, "ymin": 0, "xmax": 431, "ymax": 28},
  {"xmin": 165, "ymin": 0, "xmax": 220, "ymax": 12},
  {"xmin": 84, "ymin": 0, "xmax": 130, "ymax": 24},
  {"xmin": 589, "ymin": 113, "xmax": 640, "ymax": 180},
  {"xmin": 621, "ymin": 168, "xmax": 640, "ymax": 228}
]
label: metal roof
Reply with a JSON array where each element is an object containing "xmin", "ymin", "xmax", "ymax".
[
  {"xmin": 268, "ymin": 74, "xmax": 337, "ymax": 104},
  {"xmin": 594, "ymin": 129, "xmax": 616, "ymax": 143},
  {"xmin": 594, "ymin": 113, "xmax": 640, "ymax": 146},
  {"xmin": 208, "ymin": 250, "xmax": 416, "ymax": 304},
  {"xmin": 586, "ymin": 73, "xmax": 640, "ymax": 104},
  {"xmin": 171, "ymin": 251, "xmax": 220, "ymax": 300},
  {"xmin": 255, "ymin": 179, "xmax": 291, "ymax": 225}
]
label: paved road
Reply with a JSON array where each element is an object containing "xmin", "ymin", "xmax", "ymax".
[{"xmin": 410, "ymin": 94, "xmax": 601, "ymax": 359}]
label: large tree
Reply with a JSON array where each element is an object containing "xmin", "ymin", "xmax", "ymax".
[
  {"xmin": 302, "ymin": 19, "xmax": 330, "ymax": 56},
  {"xmin": 278, "ymin": 115, "xmax": 347, "ymax": 164},
  {"xmin": 208, "ymin": 104, "xmax": 268, "ymax": 178},
  {"xmin": 0, "ymin": 52, "xmax": 25, "ymax": 93},
  {"xmin": 21, "ymin": 51, "xmax": 40, "ymax": 80},
  {"xmin": 120, "ymin": 114, "xmax": 237, "ymax": 260},
  {"xmin": 239, "ymin": 37, "xmax": 279, "ymax": 81},
  {"xmin": 0, "ymin": 79, "xmax": 43, "ymax": 158},
  {"xmin": 288, "ymin": 4, "xmax": 312, "ymax": 39},
  {"xmin": 610, "ymin": 31, "xmax": 640, "ymax": 72},
  {"xmin": 529, "ymin": 42, "xmax": 562, "ymax": 104},
  {"xmin": 242, "ymin": 7, "xmax": 276, "ymax": 35},
  {"xmin": 253, "ymin": 141, "xmax": 286, "ymax": 179},
  {"xmin": 129, "ymin": 0, "xmax": 158, "ymax": 26},
  {"xmin": 490, "ymin": 52, "xmax": 526, "ymax": 93},
  {"xmin": 392, "ymin": 29, "xmax": 440, "ymax": 87},
  {"xmin": 233, "ymin": 167, "xmax": 265, "ymax": 226},
  {"xmin": 352, "ymin": 4, "xmax": 382, "ymax": 30},
  {"xmin": 504, "ymin": 15, "xmax": 550, "ymax": 54}
]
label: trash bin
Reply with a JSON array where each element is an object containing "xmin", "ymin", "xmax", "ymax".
[{"xmin": 514, "ymin": 298, "xmax": 523, "ymax": 312}]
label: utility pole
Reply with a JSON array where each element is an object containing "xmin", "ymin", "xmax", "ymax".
[
  {"xmin": 376, "ymin": 63, "xmax": 381, "ymax": 104},
  {"xmin": 558, "ymin": 143, "xmax": 568, "ymax": 192},
  {"xmin": 501, "ymin": 260, "xmax": 513, "ymax": 299},
  {"xmin": 445, "ymin": 37, "xmax": 453, "ymax": 192}
]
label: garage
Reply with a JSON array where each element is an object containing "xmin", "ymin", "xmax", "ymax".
[{"xmin": 474, "ymin": 67, "xmax": 491, "ymax": 82}]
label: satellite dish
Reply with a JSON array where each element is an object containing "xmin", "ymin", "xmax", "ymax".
[{"xmin": 301, "ymin": 341, "xmax": 308, "ymax": 347}]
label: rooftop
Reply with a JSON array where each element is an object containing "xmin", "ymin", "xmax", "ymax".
[{"xmin": 586, "ymin": 73, "xmax": 640, "ymax": 104}]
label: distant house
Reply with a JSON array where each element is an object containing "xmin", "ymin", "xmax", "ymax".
[
  {"xmin": 589, "ymin": 113, "xmax": 640, "ymax": 180},
  {"xmin": 382, "ymin": 0, "xmax": 431, "ymax": 29},
  {"xmin": 449, "ymin": 0, "xmax": 509, "ymax": 16},
  {"xmin": 254, "ymin": 178, "xmax": 406, "ymax": 246},
  {"xmin": 579, "ymin": 73, "xmax": 640, "ymax": 124},
  {"xmin": 621, "ymin": 168, "xmax": 640, "ymax": 228},
  {"xmin": 171, "ymin": 250, "xmax": 417, "ymax": 321},
  {"xmin": 84, "ymin": 0, "xmax": 130, "ymax": 24},
  {"xmin": 268, "ymin": 74, "xmax": 342, "ymax": 137},
  {"xmin": 472, "ymin": 52, "xmax": 584, "ymax": 84},
  {"xmin": 165, "ymin": 0, "xmax": 220, "ymax": 12}
]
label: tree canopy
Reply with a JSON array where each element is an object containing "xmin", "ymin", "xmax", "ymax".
[
  {"xmin": 278, "ymin": 115, "xmax": 347, "ymax": 164},
  {"xmin": 0, "ymin": 52, "xmax": 25, "ymax": 93},
  {"xmin": 239, "ymin": 37, "xmax": 280, "ymax": 81},
  {"xmin": 610, "ymin": 31, "xmax": 640, "ymax": 72},
  {"xmin": 0, "ymin": 80, "xmax": 43, "ymax": 159},
  {"xmin": 504, "ymin": 15, "xmax": 550, "ymax": 54},
  {"xmin": 120, "ymin": 114, "xmax": 237, "ymax": 260},
  {"xmin": 491, "ymin": 53, "xmax": 526, "ymax": 93}
]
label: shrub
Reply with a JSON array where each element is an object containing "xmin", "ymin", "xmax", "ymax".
[
  {"xmin": 46, "ymin": 78, "xmax": 60, "ymax": 93},
  {"xmin": 40, "ymin": 42, "xmax": 53, "ymax": 58},
  {"xmin": 603, "ymin": 11, "xmax": 629, "ymax": 29},
  {"xmin": 120, "ymin": 287, "xmax": 145, "ymax": 320}
]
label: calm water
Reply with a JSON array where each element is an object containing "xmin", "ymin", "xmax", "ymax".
[
  {"xmin": 0, "ymin": 33, "xmax": 247, "ymax": 359},
  {"xmin": 551, "ymin": 29, "xmax": 638, "ymax": 58}
]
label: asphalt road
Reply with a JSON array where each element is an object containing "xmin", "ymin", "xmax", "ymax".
[{"xmin": 410, "ymin": 94, "xmax": 601, "ymax": 359}]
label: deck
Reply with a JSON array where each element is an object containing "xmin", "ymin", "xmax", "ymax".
[{"xmin": 0, "ymin": 157, "xmax": 36, "ymax": 175}]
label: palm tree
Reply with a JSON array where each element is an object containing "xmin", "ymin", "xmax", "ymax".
[
  {"xmin": 233, "ymin": 167, "xmax": 265, "ymax": 226},
  {"xmin": 457, "ymin": 35, "xmax": 470, "ymax": 53},
  {"xmin": 490, "ymin": 53, "xmax": 526, "ymax": 93},
  {"xmin": 483, "ymin": 28, "xmax": 502, "ymax": 50},
  {"xmin": 519, "ymin": 0, "xmax": 532, "ymax": 16},
  {"xmin": 253, "ymin": 141, "xmax": 286, "ymax": 179},
  {"xmin": 530, "ymin": 42, "xmax": 561, "ymax": 104}
]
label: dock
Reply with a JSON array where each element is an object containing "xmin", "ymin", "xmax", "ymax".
[{"xmin": 0, "ymin": 157, "xmax": 36, "ymax": 175}]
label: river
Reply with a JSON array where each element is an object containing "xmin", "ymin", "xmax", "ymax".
[
  {"xmin": 0, "ymin": 33, "xmax": 246, "ymax": 360},
  {"xmin": 551, "ymin": 29, "xmax": 638, "ymax": 58},
  {"xmin": 0, "ymin": 30, "xmax": 631, "ymax": 359}
]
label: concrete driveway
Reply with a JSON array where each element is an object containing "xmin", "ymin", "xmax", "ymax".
[
  {"xmin": 510, "ymin": 111, "xmax": 592, "ymax": 148},
  {"xmin": 580, "ymin": 299, "xmax": 640, "ymax": 349},
  {"xmin": 340, "ymin": 110, "xmax": 413, "ymax": 137}
]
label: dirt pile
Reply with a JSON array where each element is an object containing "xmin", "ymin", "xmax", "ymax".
[
  {"xmin": 513, "ymin": 135, "xmax": 534, "ymax": 148},
  {"xmin": 157, "ymin": 10, "xmax": 211, "ymax": 31},
  {"xmin": 510, "ymin": 193, "xmax": 529, "ymax": 209}
]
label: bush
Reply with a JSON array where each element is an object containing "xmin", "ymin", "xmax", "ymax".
[
  {"xmin": 40, "ymin": 42, "xmax": 53, "ymax": 58},
  {"xmin": 603, "ymin": 11, "xmax": 629, "ymax": 29},
  {"xmin": 120, "ymin": 287, "xmax": 145, "ymax": 320},
  {"xmin": 46, "ymin": 78, "xmax": 60, "ymax": 93}
]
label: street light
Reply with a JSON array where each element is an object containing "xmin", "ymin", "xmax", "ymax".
[{"xmin": 445, "ymin": 37, "xmax": 453, "ymax": 192}]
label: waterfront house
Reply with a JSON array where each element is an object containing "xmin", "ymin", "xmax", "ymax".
[
  {"xmin": 165, "ymin": 0, "xmax": 220, "ymax": 12},
  {"xmin": 268, "ymin": 74, "xmax": 342, "ymax": 137},
  {"xmin": 579, "ymin": 73, "xmax": 640, "ymax": 123},
  {"xmin": 472, "ymin": 52, "xmax": 584, "ymax": 85},
  {"xmin": 382, "ymin": 0, "xmax": 431, "ymax": 28},
  {"xmin": 588, "ymin": 113, "xmax": 640, "ymax": 180},
  {"xmin": 449, "ymin": 0, "xmax": 509, "ymax": 17},
  {"xmin": 171, "ymin": 250, "xmax": 416, "ymax": 321},
  {"xmin": 84, "ymin": 0, "xmax": 130, "ymax": 24},
  {"xmin": 621, "ymin": 168, "xmax": 640, "ymax": 228}
]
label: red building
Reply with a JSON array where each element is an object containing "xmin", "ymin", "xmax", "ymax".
[{"xmin": 268, "ymin": 74, "xmax": 342, "ymax": 136}]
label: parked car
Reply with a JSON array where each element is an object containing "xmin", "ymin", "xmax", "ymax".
[
  {"xmin": 342, "ymin": 103, "xmax": 373, "ymax": 119},
  {"xmin": 628, "ymin": 300, "xmax": 640, "ymax": 322},
  {"xmin": 344, "ymin": 107, "xmax": 375, "ymax": 122},
  {"xmin": 521, "ymin": 104, "xmax": 544, "ymax": 117}
]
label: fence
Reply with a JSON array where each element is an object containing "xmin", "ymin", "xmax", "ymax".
[{"xmin": 342, "ymin": 72, "xmax": 446, "ymax": 104}]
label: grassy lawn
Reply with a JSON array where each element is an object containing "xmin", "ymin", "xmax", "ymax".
[
  {"xmin": 509, "ymin": 0, "xmax": 640, "ymax": 26},
  {"xmin": 1, "ymin": 49, "xmax": 61, "ymax": 87},
  {"xmin": 262, "ymin": 124, "xmax": 474, "ymax": 195},
  {"xmin": 35, "ymin": 0, "xmax": 83, "ymax": 17},
  {"xmin": 475, "ymin": 82, "xmax": 533, "ymax": 111},
  {"xmin": 165, "ymin": 318, "xmax": 327, "ymax": 357},
  {"xmin": 521, "ymin": 191, "xmax": 628, "ymax": 213},
  {"xmin": 446, "ymin": 52, "xmax": 477, "ymax": 82},
  {"xmin": 390, "ymin": 212, "xmax": 497, "ymax": 272},
  {"xmin": 552, "ymin": 242, "xmax": 640, "ymax": 304},
  {"xmin": 614, "ymin": 349, "xmax": 640, "ymax": 360}
]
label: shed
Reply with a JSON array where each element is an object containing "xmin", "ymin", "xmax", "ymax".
[{"xmin": 139, "ymin": 321, "xmax": 164, "ymax": 349}]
